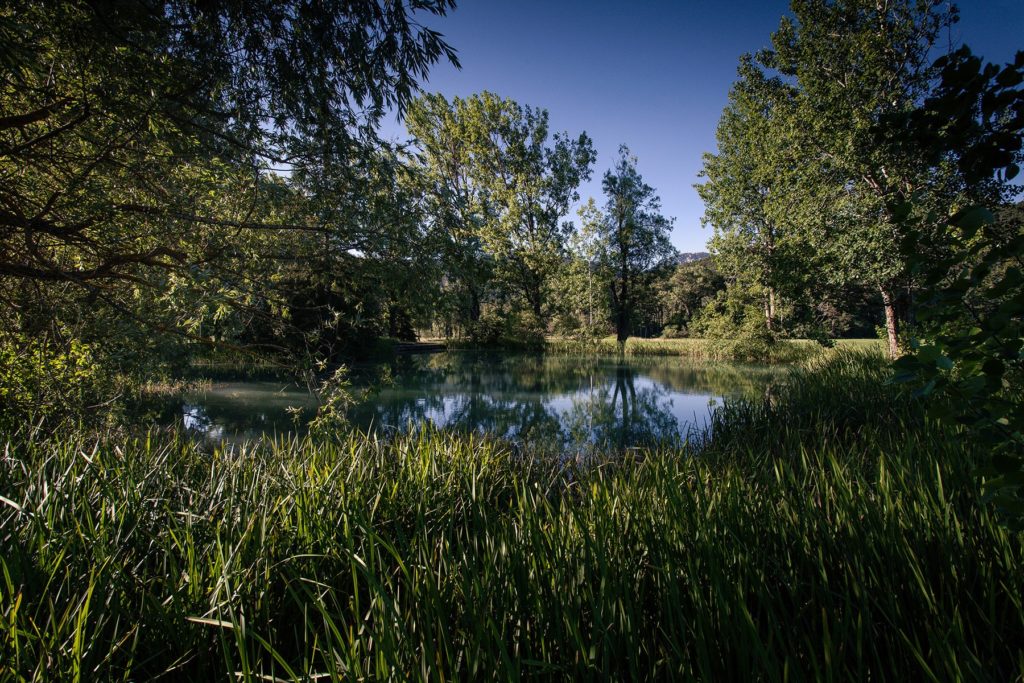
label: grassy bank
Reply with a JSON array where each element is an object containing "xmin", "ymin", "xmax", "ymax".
[
  {"xmin": 1, "ymin": 351, "xmax": 1021, "ymax": 680},
  {"xmin": 545, "ymin": 336, "xmax": 883, "ymax": 362}
]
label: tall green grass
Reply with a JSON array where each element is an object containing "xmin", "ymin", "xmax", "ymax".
[
  {"xmin": 1, "ymin": 351, "xmax": 1021, "ymax": 680},
  {"xmin": 546, "ymin": 336, "xmax": 829, "ymax": 363}
]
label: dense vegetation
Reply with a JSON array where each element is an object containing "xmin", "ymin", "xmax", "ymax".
[
  {"xmin": 2, "ymin": 1, "xmax": 1020, "ymax": 400},
  {"xmin": 3, "ymin": 352, "xmax": 1023, "ymax": 680},
  {"xmin": 2, "ymin": 0, "xmax": 1023, "ymax": 679}
]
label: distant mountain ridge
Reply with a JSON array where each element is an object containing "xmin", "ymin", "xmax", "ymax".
[{"xmin": 676, "ymin": 252, "xmax": 710, "ymax": 264}]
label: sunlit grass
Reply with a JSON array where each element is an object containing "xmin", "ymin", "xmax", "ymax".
[
  {"xmin": 545, "ymin": 335, "xmax": 843, "ymax": 362},
  {"xmin": 1, "ymin": 351, "xmax": 1020, "ymax": 680}
]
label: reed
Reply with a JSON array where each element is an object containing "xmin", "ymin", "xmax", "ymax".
[{"xmin": 1, "ymin": 351, "xmax": 1020, "ymax": 680}]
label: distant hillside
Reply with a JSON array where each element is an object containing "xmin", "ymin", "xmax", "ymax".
[{"xmin": 676, "ymin": 252, "xmax": 710, "ymax": 265}]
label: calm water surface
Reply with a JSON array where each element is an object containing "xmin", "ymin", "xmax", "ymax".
[{"xmin": 180, "ymin": 352, "xmax": 786, "ymax": 449}]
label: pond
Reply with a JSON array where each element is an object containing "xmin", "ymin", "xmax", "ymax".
[{"xmin": 178, "ymin": 352, "xmax": 787, "ymax": 450}]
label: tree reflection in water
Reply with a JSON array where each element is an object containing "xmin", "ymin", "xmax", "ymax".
[
  {"xmin": 182, "ymin": 352, "xmax": 786, "ymax": 450},
  {"xmin": 347, "ymin": 352, "xmax": 781, "ymax": 451},
  {"xmin": 560, "ymin": 364, "xmax": 683, "ymax": 451}
]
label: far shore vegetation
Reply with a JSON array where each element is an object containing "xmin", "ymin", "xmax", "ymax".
[{"xmin": 1, "ymin": 1, "xmax": 1022, "ymax": 680}]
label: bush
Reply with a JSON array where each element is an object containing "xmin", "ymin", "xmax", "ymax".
[
  {"xmin": 0, "ymin": 332, "xmax": 121, "ymax": 432},
  {"xmin": 466, "ymin": 309, "xmax": 546, "ymax": 351},
  {"xmin": 691, "ymin": 296, "xmax": 780, "ymax": 362},
  {"xmin": 660, "ymin": 324, "xmax": 688, "ymax": 339}
]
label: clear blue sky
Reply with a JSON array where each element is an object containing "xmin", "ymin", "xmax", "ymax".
[{"xmin": 381, "ymin": 0, "xmax": 1024, "ymax": 253}]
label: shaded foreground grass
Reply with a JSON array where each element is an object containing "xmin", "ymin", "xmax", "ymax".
[{"xmin": 1, "ymin": 352, "xmax": 1022, "ymax": 680}]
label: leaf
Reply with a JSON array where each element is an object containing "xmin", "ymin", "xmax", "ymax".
[
  {"xmin": 914, "ymin": 378, "xmax": 937, "ymax": 398},
  {"xmin": 949, "ymin": 206, "xmax": 995, "ymax": 235},
  {"xmin": 982, "ymin": 358, "xmax": 1005, "ymax": 377}
]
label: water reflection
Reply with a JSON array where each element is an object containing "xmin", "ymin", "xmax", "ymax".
[{"xmin": 178, "ymin": 352, "xmax": 785, "ymax": 450}]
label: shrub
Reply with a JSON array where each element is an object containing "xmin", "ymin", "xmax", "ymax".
[
  {"xmin": 0, "ymin": 332, "xmax": 120, "ymax": 432},
  {"xmin": 466, "ymin": 309, "xmax": 545, "ymax": 351}
]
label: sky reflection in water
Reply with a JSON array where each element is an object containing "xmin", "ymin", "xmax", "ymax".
[{"xmin": 180, "ymin": 352, "xmax": 786, "ymax": 451}]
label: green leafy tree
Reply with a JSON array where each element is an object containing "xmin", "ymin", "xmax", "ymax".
[
  {"xmin": 697, "ymin": 56, "xmax": 803, "ymax": 334},
  {"xmin": 891, "ymin": 47, "xmax": 1024, "ymax": 522},
  {"xmin": 405, "ymin": 93, "xmax": 492, "ymax": 329},
  {"xmin": 661, "ymin": 258, "xmax": 726, "ymax": 335},
  {"xmin": 586, "ymin": 147, "xmax": 676, "ymax": 344},
  {"xmin": 0, "ymin": 1, "xmax": 458, "ymax": 360},
  {"xmin": 549, "ymin": 218, "xmax": 611, "ymax": 336},
  {"xmin": 405, "ymin": 92, "xmax": 595, "ymax": 325},
  {"xmin": 757, "ymin": 0, "xmax": 971, "ymax": 357}
]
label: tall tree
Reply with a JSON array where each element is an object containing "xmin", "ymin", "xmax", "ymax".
[
  {"xmin": 405, "ymin": 92, "xmax": 595, "ymax": 323},
  {"xmin": 404, "ymin": 93, "xmax": 491, "ymax": 328},
  {"xmin": 697, "ymin": 56, "xmax": 810, "ymax": 334},
  {"xmin": 586, "ymin": 147, "xmax": 675, "ymax": 344},
  {"xmin": 760, "ymin": 0, "xmax": 964, "ymax": 357}
]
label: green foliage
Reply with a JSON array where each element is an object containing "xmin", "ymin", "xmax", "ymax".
[
  {"xmin": 890, "ymin": 48, "xmax": 1024, "ymax": 523},
  {"xmin": 0, "ymin": 332, "xmax": 117, "ymax": 432},
  {"xmin": 0, "ymin": 1, "xmax": 459, "ymax": 416},
  {"xmin": 697, "ymin": 55, "xmax": 798, "ymax": 335},
  {"xmin": 660, "ymin": 258, "xmax": 725, "ymax": 335},
  {"xmin": 702, "ymin": 0, "xmax": 1006, "ymax": 357},
  {"xmin": 547, "ymin": 228, "xmax": 612, "ymax": 337},
  {"xmin": 405, "ymin": 92, "xmax": 595, "ymax": 326},
  {"xmin": 3, "ymin": 353, "xmax": 1021, "ymax": 680},
  {"xmin": 660, "ymin": 324, "xmax": 687, "ymax": 339},
  {"xmin": 688, "ymin": 279, "xmax": 786, "ymax": 361},
  {"xmin": 584, "ymin": 147, "xmax": 676, "ymax": 343},
  {"xmin": 1, "ymin": 0, "xmax": 457, "ymax": 292},
  {"xmin": 465, "ymin": 309, "xmax": 546, "ymax": 351},
  {"xmin": 306, "ymin": 365, "xmax": 357, "ymax": 436}
]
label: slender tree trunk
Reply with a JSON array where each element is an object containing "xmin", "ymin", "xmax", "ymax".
[
  {"xmin": 469, "ymin": 288, "xmax": 480, "ymax": 323},
  {"xmin": 587, "ymin": 266, "xmax": 593, "ymax": 328},
  {"xmin": 880, "ymin": 286, "xmax": 900, "ymax": 359},
  {"xmin": 764, "ymin": 224, "xmax": 777, "ymax": 333},
  {"xmin": 617, "ymin": 225, "xmax": 630, "ymax": 345},
  {"xmin": 616, "ymin": 280, "xmax": 629, "ymax": 344}
]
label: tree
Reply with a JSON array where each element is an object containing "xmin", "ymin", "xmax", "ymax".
[
  {"xmin": 758, "ymin": 0, "xmax": 969, "ymax": 357},
  {"xmin": 405, "ymin": 92, "xmax": 595, "ymax": 324},
  {"xmin": 404, "ymin": 93, "xmax": 492, "ymax": 329},
  {"xmin": 661, "ymin": 258, "xmax": 726, "ymax": 335},
  {"xmin": 891, "ymin": 47, "xmax": 1024, "ymax": 521},
  {"xmin": 0, "ymin": 0, "xmax": 458, "ymax": 360},
  {"xmin": 586, "ymin": 147, "xmax": 676, "ymax": 344},
  {"xmin": 697, "ymin": 56, "xmax": 801, "ymax": 334}
]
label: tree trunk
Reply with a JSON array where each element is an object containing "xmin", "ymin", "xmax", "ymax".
[
  {"xmin": 880, "ymin": 286, "xmax": 899, "ymax": 359},
  {"xmin": 469, "ymin": 288, "xmax": 481, "ymax": 323},
  {"xmin": 587, "ymin": 266, "xmax": 593, "ymax": 328},
  {"xmin": 617, "ymin": 223, "xmax": 630, "ymax": 345},
  {"xmin": 764, "ymin": 224, "xmax": 777, "ymax": 332},
  {"xmin": 616, "ymin": 280, "xmax": 629, "ymax": 344}
]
